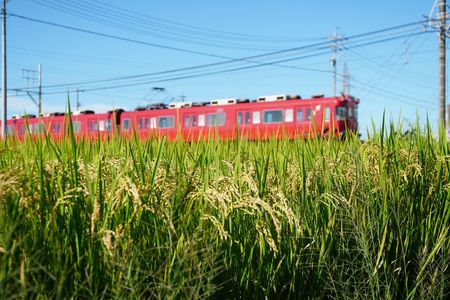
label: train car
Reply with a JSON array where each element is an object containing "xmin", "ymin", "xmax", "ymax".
[
  {"xmin": 0, "ymin": 109, "xmax": 123, "ymax": 140},
  {"xmin": 121, "ymin": 94, "xmax": 359, "ymax": 141},
  {"xmin": 121, "ymin": 107, "xmax": 179, "ymax": 140},
  {"xmin": 0, "ymin": 114, "xmax": 39, "ymax": 139},
  {"xmin": 70, "ymin": 110, "xmax": 123, "ymax": 139},
  {"xmin": 0, "ymin": 94, "xmax": 359, "ymax": 141}
]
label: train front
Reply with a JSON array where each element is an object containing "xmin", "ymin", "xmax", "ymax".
[{"xmin": 333, "ymin": 95, "xmax": 359, "ymax": 138}]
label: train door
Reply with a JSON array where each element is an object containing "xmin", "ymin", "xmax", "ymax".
[
  {"xmin": 183, "ymin": 113, "xmax": 198, "ymax": 140},
  {"xmin": 311, "ymin": 104, "xmax": 332, "ymax": 137},
  {"xmin": 88, "ymin": 118, "xmax": 98, "ymax": 137},
  {"xmin": 237, "ymin": 110, "xmax": 252, "ymax": 138}
]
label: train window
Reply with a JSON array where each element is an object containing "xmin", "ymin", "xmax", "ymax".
[
  {"xmin": 52, "ymin": 123, "xmax": 61, "ymax": 133},
  {"xmin": 336, "ymin": 106, "xmax": 347, "ymax": 121},
  {"xmin": 192, "ymin": 115, "xmax": 197, "ymax": 127},
  {"xmin": 296, "ymin": 109, "xmax": 303, "ymax": 122},
  {"xmin": 6, "ymin": 125, "xmax": 13, "ymax": 134},
  {"xmin": 245, "ymin": 112, "xmax": 251, "ymax": 124},
  {"xmin": 262, "ymin": 110, "xmax": 283, "ymax": 124},
  {"xmin": 305, "ymin": 108, "xmax": 312, "ymax": 121},
  {"xmin": 105, "ymin": 120, "xmax": 112, "ymax": 132},
  {"xmin": 19, "ymin": 124, "xmax": 24, "ymax": 135},
  {"xmin": 72, "ymin": 121, "xmax": 81, "ymax": 133},
  {"xmin": 99, "ymin": 120, "xmax": 105, "ymax": 132},
  {"xmin": 122, "ymin": 119, "xmax": 130, "ymax": 131},
  {"xmin": 150, "ymin": 117, "xmax": 157, "ymax": 129},
  {"xmin": 253, "ymin": 111, "xmax": 261, "ymax": 124},
  {"xmin": 206, "ymin": 113, "xmax": 226, "ymax": 126},
  {"xmin": 158, "ymin": 116, "xmax": 174, "ymax": 128},
  {"xmin": 238, "ymin": 112, "xmax": 251, "ymax": 125},
  {"xmin": 324, "ymin": 107, "xmax": 330, "ymax": 121},
  {"xmin": 89, "ymin": 121, "xmax": 98, "ymax": 132},
  {"xmin": 198, "ymin": 115, "xmax": 205, "ymax": 126},
  {"xmin": 184, "ymin": 115, "xmax": 190, "ymax": 127},
  {"xmin": 138, "ymin": 118, "xmax": 143, "ymax": 130},
  {"xmin": 34, "ymin": 123, "xmax": 44, "ymax": 134},
  {"xmin": 349, "ymin": 107, "xmax": 358, "ymax": 119},
  {"xmin": 285, "ymin": 109, "xmax": 294, "ymax": 122},
  {"xmin": 144, "ymin": 118, "xmax": 149, "ymax": 129}
]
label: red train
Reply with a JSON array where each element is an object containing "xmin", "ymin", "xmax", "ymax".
[{"xmin": 0, "ymin": 94, "xmax": 359, "ymax": 140}]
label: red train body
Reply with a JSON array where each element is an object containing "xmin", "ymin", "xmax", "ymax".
[{"xmin": 0, "ymin": 94, "xmax": 359, "ymax": 141}]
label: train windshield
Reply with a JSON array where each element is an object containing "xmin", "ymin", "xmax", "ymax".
[
  {"xmin": 336, "ymin": 106, "xmax": 348, "ymax": 121},
  {"xmin": 348, "ymin": 106, "xmax": 358, "ymax": 120}
]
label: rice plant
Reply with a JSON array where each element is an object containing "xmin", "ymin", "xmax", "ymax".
[{"xmin": 0, "ymin": 121, "xmax": 449, "ymax": 299}]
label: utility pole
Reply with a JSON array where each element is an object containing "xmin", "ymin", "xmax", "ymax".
[
  {"xmin": 330, "ymin": 30, "xmax": 341, "ymax": 97},
  {"xmin": 1, "ymin": 0, "xmax": 6, "ymax": 138},
  {"xmin": 38, "ymin": 64, "xmax": 42, "ymax": 116},
  {"xmin": 438, "ymin": 0, "xmax": 446, "ymax": 129}
]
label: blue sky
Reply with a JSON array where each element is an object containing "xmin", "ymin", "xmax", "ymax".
[{"xmin": 3, "ymin": 0, "xmax": 443, "ymax": 134}]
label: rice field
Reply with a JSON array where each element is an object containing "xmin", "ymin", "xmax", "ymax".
[{"xmin": 0, "ymin": 120, "xmax": 449, "ymax": 299}]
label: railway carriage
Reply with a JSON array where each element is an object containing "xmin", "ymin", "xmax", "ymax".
[{"xmin": 0, "ymin": 94, "xmax": 359, "ymax": 140}]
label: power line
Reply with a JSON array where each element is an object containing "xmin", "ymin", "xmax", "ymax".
[
  {"xmin": 344, "ymin": 33, "xmax": 435, "ymax": 90},
  {"xmin": 353, "ymin": 32, "xmax": 435, "ymax": 110},
  {"xmin": 29, "ymin": 0, "xmax": 289, "ymax": 51},
  {"xmin": 31, "ymin": 0, "xmax": 326, "ymax": 44},
  {"xmin": 9, "ymin": 12, "xmax": 433, "ymax": 65},
  {"xmin": 7, "ymin": 12, "xmax": 344, "ymax": 84},
  {"xmin": 9, "ymin": 30, "xmax": 432, "ymax": 96},
  {"xmin": 8, "ymin": 13, "xmax": 237, "ymax": 60},
  {"xmin": 352, "ymin": 77, "xmax": 435, "ymax": 106},
  {"xmin": 11, "ymin": 49, "xmax": 337, "ymax": 95},
  {"xmin": 353, "ymin": 84, "xmax": 434, "ymax": 109},
  {"xmin": 7, "ymin": 12, "xmax": 433, "ymax": 94}
]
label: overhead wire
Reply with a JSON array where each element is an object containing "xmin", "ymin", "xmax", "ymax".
[
  {"xmin": 37, "ymin": 31, "xmax": 431, "ymax": 95},
  {"xmin": 354, "ymin": 32, "xmax": 434, "ymax": 109},
  {"xmin": 352, "ymin": 83, "xmax": 435, "ymax": 110},
  {"xmin": 11, "ymin": 29, "xmax": 426, "ymax": 96},
  {"xmin": 352, "ymin": 78, "xmax": 435, "ymax": 106},
  {"xmin": 30, "ymin": 0, "xmax": 287, "ymax": 51},
  {"xmin": 8, "ymin": 12, "xmax": 433, "ymax": 95},
  {"xmin": 343, "ymin": 36, "xmax": 436, "ymax": 89},
  {"xmin": 30, "ymin": 0, "xmax": 326, "ymax": 43}
]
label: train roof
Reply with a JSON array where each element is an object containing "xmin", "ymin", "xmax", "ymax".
[
  {"xmin": 1, "ymin": 94, "xmax": 359, "ymax": 124},
  {"xmin": 124, "ymin": 94, "xmax": 358, "ymax": 115}
]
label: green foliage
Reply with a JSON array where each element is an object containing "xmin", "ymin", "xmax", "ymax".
[{"xmin": 0, "ymin": 124, "xmax": 449, "ymax": 299}]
